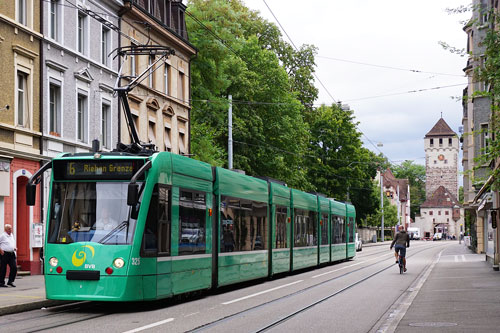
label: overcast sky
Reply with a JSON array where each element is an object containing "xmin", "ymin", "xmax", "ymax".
[{"xmin": 243, "ymin": 0, "xmax": 470, "ymax": 166}]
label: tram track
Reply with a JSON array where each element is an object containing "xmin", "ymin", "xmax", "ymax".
[
  {"xmin": 188, "ymin": 242, "xmax": 444, "ymax": 333},
  {"xmin": 253, "ymin": 243, "xmax": 447, "ymax": 333},
  {"xmin": 0, "ymin": 243, "xmax": 439, "ymax": 332}
]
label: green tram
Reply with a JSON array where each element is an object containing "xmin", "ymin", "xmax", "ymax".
[{"xmin": 27, "ymin": 151, "xmax": 356, "ymax": 301}]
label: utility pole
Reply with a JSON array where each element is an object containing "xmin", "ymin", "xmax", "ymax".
[
  {"xmin": 380, "ymin": 171, "xmax": 384, "ymax": 242},
  {"xmin": 228, "ymin": 95, "xmax": 233, "ymax": 170}
]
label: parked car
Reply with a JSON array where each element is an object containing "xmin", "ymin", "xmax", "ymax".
[
  {"xmin": 355, "ymin": 233, "xmax": 362, "ymax": 251},
  {"xmin": 432, "ymin": 232, "xmax": 443, "ymax": 241}
]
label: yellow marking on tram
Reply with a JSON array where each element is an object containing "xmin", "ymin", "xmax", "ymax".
[{"xmin": 72, "ymin": 245, "xmax": 95, "ymax": 267}]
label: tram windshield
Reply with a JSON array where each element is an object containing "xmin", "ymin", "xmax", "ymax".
[{"xmin": 47, "ymin": 182, "xmax": 138, "ymax": 245}]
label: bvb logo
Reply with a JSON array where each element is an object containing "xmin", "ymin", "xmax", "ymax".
[{"xmin": 72, "ymin": 245, "xmax": 95, "ymax": 267}]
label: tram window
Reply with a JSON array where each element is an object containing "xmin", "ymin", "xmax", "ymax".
[
  {"xmin": 294, "ymin": 209, "xmax": 317, "ymax": 247},
  {"xmin": 340, "ymin": 217, "xmax": 346, "ymax": 243},
  {"xmin": 158, "ymin": 185, "xmax": 171, "ymax": 255},
  {"xmin": 143, "ymin": 185, "xmax": 159, "ymax": 255},
  {"xmin": 321, "ymin": 213, "xmax": 328, "ymax": 245},
  {"xmin": 48, "ymin": 182, "xmax": 137, "ymax": 245},
  {"xmin": 275, "ymin": 205, "xmax": 287, "ymax": 249},
  {"xmin": 332, "ymin": 215, "xmax": 344, "ymax": 245},
  {"xmin": 179, "ymin": 189, "xmax": 206, "ymax": 255},
  {"xmin": 220, "ymin": 196, "xmax": 268, "ymax": 252},
  {"xmin": 143, "ymin": 184, "xmax": 171, "ymax": 256},
  {"xmin": 348, "ymin": 217, "xmax": 354, "ymax": 243}
]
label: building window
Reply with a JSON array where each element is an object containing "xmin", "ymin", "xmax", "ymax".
[
  {"xmin": 148, "ymin": 121, "xmax": 156, "ymax": 146},
  {"xmin": 179, "ymin": 132, "xmax": 186, "ymax": 155},
  {"xmin": 101, "ymin": 26, "xmax": 110, "ymax": 66},
  {"xmin": 17, "ymin": 71, "xmax": 29, "ymax": 127},
  {"xmin": 178, "ymin": 72, "xmax": 185, "ymax": 101},
  {"xmin": 50, "ymin": 0, "xmax": 60, "ymax": 41},
  {"xmin": 129, "ymin": 113, "xmax": 139, "ymax": 143},
  {"xmin": 481, "ymin": 123, "xmax": 489, "ymax": 153},
  {"xmin": 445, "ymin": 211, "xmax": 449, "ymax": 215},
  {"xmin": 49, "ymin": 83, "xmax": 61, "ymax": 136},
  {"xmin": 438, "ymin": 211, "xmax": 441, "ymax": 215},
  {"xmin": 429, "ymin": 211, "xmax": 433, "ymax": 215},
  {"xmin": 434, "ymin": 160, "xmax": 437, "ymax": 164},
  {"xmin": 148, "ymin": 55, "xmax": 154, "ymax": 88},
  {"xmin": 448, "ymin": 138, "xmax": 452, "ymax": 146},
  {"xmin": 430, "ymin": 138, "xmax": 434, "ymax": 146},
  {"xmin": 101, "ymin": 103, "xmax": 111, "ymax": 149},
  {"xmin": 444, "ymin": 159, "xmax": 448, "ymax": 164},
  {"xmin": 439, "ymin": 138, "xmax": 443, "ymax": 146},
  {"xmin": 77, "ymin": 11, "xmax": 87, "ymax": 54},
  {"xmin": 164, "ymin": 127, "xmax": 171, "ymax": 152},
  {"xmin": 17, "ymin": 0, "xmax": 27, "ymax": 25},
  {"xmin": 130, "ymin": 43, "xmax": 137, "ymax": 77},
  {"xmin": 77, "ymin": 93, "xmax": 88, "ymax": 142},
  {"xmin": 164, "ymin": 64, "xmax": 170, "ymax": 95}
]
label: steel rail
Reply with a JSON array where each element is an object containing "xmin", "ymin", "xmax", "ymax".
[
  {"xmin": 253, "ymin": 244, "xmax": 446, "ymax": 333},
  {"xmin": 188, "ymin": 243, "xmax": 444, "ymax": 332}
]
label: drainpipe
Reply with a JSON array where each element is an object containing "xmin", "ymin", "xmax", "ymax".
[{"xmin": 39, "ymin": 0, "xmax": 45, "ymax": 228}]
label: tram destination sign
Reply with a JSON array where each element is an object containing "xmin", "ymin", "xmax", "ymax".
[{"xmin": 53, "ymin": 159, "xmax": 145, "ymax": 180}]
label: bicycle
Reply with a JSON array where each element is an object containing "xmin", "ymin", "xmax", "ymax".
[{"xmin": 398, "ymin": 253, "xmax": 404, "ymax": 274}]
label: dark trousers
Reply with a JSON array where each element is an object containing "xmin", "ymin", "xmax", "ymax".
[{"xmin": 0, "ymin": 252, "xmax": 17, "ymax": 284}]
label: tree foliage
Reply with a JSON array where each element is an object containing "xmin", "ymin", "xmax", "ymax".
[
  {"xmin": 186, "ymin": 0, "xmax": 388, "ymax": 221},
  {"xmin": 392, "ymin": 160, "xmax": 426, "ymax": 220}
]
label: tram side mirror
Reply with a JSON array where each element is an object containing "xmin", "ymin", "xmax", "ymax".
[
  {"xmin": 26, "ymin": 183, "xmax": 37, "ymax": 206},
  {"xmin": 492, "ymin": 210, "xmax": 497, "ymax": 229},
  {"xmin": 131, "ymin": 203, "xmax": 140, "ymax": 220},
  {"xmin": 127, "ymin": 183, "xmax": 139, "ymax": 206}
]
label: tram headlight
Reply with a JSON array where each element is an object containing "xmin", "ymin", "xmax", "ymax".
[
  {"xmin": 49, "ymin": 257, "xmax": 59, "ymax": 267},
  {"xmin": 113, "ymin": 258, "xmax": 125, "ymax": 269}
]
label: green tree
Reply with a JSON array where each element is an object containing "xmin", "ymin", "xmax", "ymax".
[
  {"xmin": 305, "ymin": 104, "xmax": 381, "ymax": 221},
  {"xmin": 186, "ymin": 0, "xmax": 310, "ymax": 187},
  {"xmin": 365, "ymin": 192, "xmax": 398, "ymax": 228}
]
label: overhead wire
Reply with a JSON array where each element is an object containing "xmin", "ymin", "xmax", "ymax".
[
  {"xmin": 59, "ymin": 0, "xmax": 461, "ymax": 167},
  {"xmin": 261, "ymin": 0, "xmax": 397, "ymax": 162},
  {"xmin": 316, "ymin": 56, "xmax": 466, "ymax": 77}
]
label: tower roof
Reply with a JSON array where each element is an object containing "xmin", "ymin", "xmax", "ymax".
[
  {"xmin": 421, "ymin": 186, "xmax": 460, "ymax": 208},
  {"xmin": 425, "ymin": 118, "xmax": 456, "ymax": 137}
]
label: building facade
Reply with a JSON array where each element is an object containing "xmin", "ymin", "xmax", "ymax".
[
  {"xmin": 119, "ymin": 0, "xmax": 196, "ymax": 154},
  {"xmin": 461, "ymin": 0, "xmax": 499, "ymax": 269},
  {"xmin": 379, "ymin": 168, "xmax": 411, "ymax": 229},
  {"xmin": 424, "ymin": 118, "xmax": 459, "ymax": 200},
  {"xmin": 413, "ymin": 118, "xmax": 463, "ymax": 240},
  {"xmin": 0, "ymin": 0, "xmax": 44, "ymax": 273}
]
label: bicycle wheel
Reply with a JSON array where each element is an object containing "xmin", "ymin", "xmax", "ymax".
[{"xmin": 399, "ymin": 258, "xmax": 404, "ymax": 274}]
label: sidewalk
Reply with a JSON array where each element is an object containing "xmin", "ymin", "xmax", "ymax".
[
  {"xmin": 0, "ymin": 274, "xmax": 69, "ymax": 315},
  {"xmin": 396, "ymin": 243, "xmax": 500, "ymax": 332}
]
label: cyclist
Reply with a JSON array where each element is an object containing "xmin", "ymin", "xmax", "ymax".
[{"xmin": 390, "ymin": 225, "xmax": 410, "ymax": 272}]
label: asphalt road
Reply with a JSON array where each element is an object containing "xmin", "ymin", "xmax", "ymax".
[{"xmin": 0, "ymin": 241, "xmax": 452, "ymax": 333}]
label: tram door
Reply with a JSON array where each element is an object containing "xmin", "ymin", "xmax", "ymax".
[{"xmin": 16, "ymin": 176, "xmax": 30, "ymax": 271}]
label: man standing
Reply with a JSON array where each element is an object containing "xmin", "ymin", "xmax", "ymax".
[{"xmin": 0, "ymin": 224, "xmax": 17, "ymax": 287}]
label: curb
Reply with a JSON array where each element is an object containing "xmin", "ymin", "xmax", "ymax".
[{"xmin": 0, "ymin": 299, "xmax": 74, "ymax": 316}]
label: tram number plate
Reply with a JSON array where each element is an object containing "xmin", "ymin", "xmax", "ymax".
[{"xmin": 131, "ymin": 258, "xmax": 140, "ymax": 266}]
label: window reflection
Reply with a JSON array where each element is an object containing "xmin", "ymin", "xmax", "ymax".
[
  {"xmin": 48, "ymin": 182, "xmax": 137, "ymax": 245},
  {"xmin": 294, "ymin": 209, "xmax": 317, "ymax": 247},
  {"xmin": 220, "ymin": 196, "xmax": 268, "ymax": 252},
  {"xmin": 179, "ymin": 189, "xmax": 206, "ymax": 255}
]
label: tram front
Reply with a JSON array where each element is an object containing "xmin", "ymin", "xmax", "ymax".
[{"xmin": 28, "ymin": 155, "xmax": 150, "ymax": 301}]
